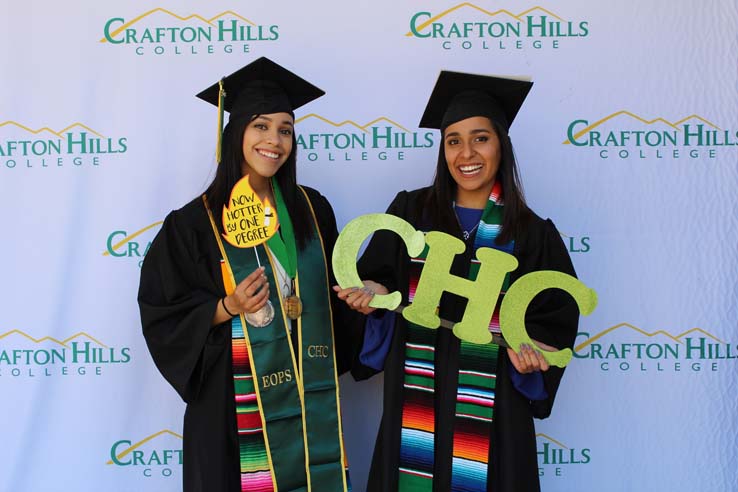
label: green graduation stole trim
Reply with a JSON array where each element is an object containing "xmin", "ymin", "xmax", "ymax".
[
  {"xmin": 204, "ymin": 188, "xmax": 348, "ymax": 492},
  {"xmin": 295, "ymin": 187, "xmax": 351, "ymax": 490}
]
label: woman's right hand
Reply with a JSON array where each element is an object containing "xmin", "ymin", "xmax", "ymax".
[
  {"xmin": 506, "ymin": 339, "xmax": 556, "ymax": 374},
  {"xmin": 332, "ymin": 280, "xmax": 388, "ymax": 315},
  {"xmin": 225, "ymin": 266, "xmax": 270, "ymax": 315}
]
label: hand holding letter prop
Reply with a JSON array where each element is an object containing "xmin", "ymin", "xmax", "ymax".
[
  {"xmin": 331, "ymin": 213, "xmax": 425, "ymax": 311},
  {"xmin": 332, "ymin": 213, "xmax": 598, "ymax": 368}
]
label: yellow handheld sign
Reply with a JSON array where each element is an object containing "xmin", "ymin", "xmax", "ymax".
[{"xmin": 222, "ymin": 175, "xmax": 279, "ymax": 248}]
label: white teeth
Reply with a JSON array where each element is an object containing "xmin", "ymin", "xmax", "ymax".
[
  {"xmin": 258, "ymin": 149, "xmax": 279, "ymax": 159},
  {"xmin": 459, "ymin": 164, "xmax": 483, "ymax": 174}
]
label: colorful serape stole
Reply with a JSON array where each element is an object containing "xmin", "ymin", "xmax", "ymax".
[
  {"xmin": 231, "ymin": 314, "xmax": 274, "ymax": 492},
  {"xmin": 398, "ymin": 258, "xmax": 437, "ymax": 490},
  {"xmin": 398, "ymin": 181, "xmax": 513, "ymax": 492},
  {"xmin": 221, "ymin": 259, "xmax": 273, "ymax": 491},
  {"xmin": 451, "ymin": 340, "xmax": 499, "ymax": 492}
]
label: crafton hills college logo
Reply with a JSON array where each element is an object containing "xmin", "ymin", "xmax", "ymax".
[
  {"xmin": 295, "ymin": 114, "xmax": 435, "ymax": 163},
  {"xmin": 108, "ymin": 429, "xmax": 183, "ymax": 479},
  {"xmin": 574, "ymin": 322, "xmax": 737, "ymax": 373},
  {"xmin": 103, "ymin": 221, "xmax": 163, "ymax": 268},
  {"xmin": 0, "ymin": 330, "xmax": 131, "ymax": 377},
  {"xmin": 100, "ymin": 8, "xmax": 279, "ymax": 56},
  {"xmin": 536, "ymin": 433, "xmax": 591, "ymax": 478},
  {"xmin": 564, "ymin": 111, "xmax": 738, "ymax": 160},
  {"xmin": 406, "ymin": 3, "xmax": 590, "ymax": 51},
  {"xmin": 558, "ymin": 231, "xmax": 590, "ymax": 254},
  {"xmin": 0, "ymin": 121, "xmax": 127, "ymax": 170}
]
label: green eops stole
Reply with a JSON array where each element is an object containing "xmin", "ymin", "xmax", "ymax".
[{"xmin": 204, "ymin": 184, "xmax": 349, "ymax": 492}]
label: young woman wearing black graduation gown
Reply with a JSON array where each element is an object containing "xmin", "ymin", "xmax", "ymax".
[
  {"xmin": 335, "ymin": 72, "xmax": 580, "ymax": 492},
  {"xmin": 139, "ymin": 58, "xmax": 356, "ymax": 492}
]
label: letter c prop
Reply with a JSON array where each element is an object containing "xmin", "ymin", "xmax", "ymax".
[{"xmin": 332, "ymin": 213, "xmax": 425, "ymax": 310}]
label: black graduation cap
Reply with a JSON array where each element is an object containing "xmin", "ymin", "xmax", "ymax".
[
  {"xmin": 196, "ymin": 57, "xmax": 325, "ymax": 161},
  {"xmin": 419, "ymin": 70, "xmax": 533, "ymax": 133}
]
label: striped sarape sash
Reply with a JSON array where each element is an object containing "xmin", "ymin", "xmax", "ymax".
[
  {"xmin": 398, "ymin": 182, "xmax": 513, "ymax": 492},
  {"xmin": 230, "ymin": 312, "xmax": 274, "ymax": 491}
]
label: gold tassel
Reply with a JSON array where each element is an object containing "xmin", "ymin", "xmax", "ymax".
[{"xmin": 216, "ymin": 78, "xmax": 226, "ymax": 163}]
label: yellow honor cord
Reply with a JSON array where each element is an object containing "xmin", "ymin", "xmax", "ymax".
[{"xmin": 216, "ymin": 78, "xmax": 226, "ymax": 163}]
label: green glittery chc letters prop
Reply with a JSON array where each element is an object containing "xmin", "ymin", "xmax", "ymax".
[
  {"xmin": 403, "ymin": 232, "xmax": 519, "ymax": 345},
  {"xmin": 332, "ymin": 214, "xmax": 598, "ymax": 368}
]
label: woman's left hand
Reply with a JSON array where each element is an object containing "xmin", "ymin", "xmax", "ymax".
[
  {"xmin": 332, "ymin": 280, "xmax": 388, "ymax": 315},
  {"xmin": 507, "ymin": 339, "xmax": 557, "ymax": 374}
]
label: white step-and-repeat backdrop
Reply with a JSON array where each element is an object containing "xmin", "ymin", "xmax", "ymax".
[{"xmin": 2, "ymin": 1, "xmax": 737, "ymax": 491}]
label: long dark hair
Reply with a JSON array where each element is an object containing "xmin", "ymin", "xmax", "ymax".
[
  {"xmin": 423, "ymin": 119, "xmax": 531, "ymax": 245},
  {"xmin": 204, "ymin": 115, "xmax": 314, "ymax": 249}
]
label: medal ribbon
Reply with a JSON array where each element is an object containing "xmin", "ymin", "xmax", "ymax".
[{"xmin": 266, "ymin": 180, "xmax": 297, "ymax": 278}]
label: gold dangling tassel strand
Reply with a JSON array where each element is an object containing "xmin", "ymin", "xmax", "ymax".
[{"xmin": 216, "ymin": 78, "xmax": 226, "ymax": 163}]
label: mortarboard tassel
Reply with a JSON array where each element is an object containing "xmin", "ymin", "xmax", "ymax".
[{"xmin": 216, "ymin": 78, "xmax": 226, "ymax": 163}]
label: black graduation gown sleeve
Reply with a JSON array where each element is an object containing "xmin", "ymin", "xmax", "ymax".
[
  {"xmin": 492, "ymin": 214, "xmax": 580, "ymax": 492},
  {"xmin": 512, "ymin": 215, "xmax": 580, "ymax": 419},
  {"xmin": 138, "ymin": 197, "xmax": 240, "ymax": 492},
  {"xmin": 138, "ymin": 198, "xmax": 228, "ymax": 404}
]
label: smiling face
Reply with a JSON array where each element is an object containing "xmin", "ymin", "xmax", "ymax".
[
  {"xmin": 443, "ymin": 115, "xmax": 501, "ymax": 207},
  {"xmin": 241, "ymin": 112, "xmax": 294, "ymax": 183}
]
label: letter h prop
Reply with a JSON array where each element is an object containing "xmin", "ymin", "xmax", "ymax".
[{"xmin": 403, "ymin": 231, "xmax": 517, "ymax": 344}]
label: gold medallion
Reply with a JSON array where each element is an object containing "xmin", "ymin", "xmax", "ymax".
[{"xmin": 284, "ymin": 295, "xmax": 303, "ymax": 320}]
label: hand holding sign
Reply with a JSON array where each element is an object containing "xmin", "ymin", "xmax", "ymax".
[
  {"xmin": 222, "ymin": 175, "xmax": 278, "ymax": 248},
  {"xmin": 221, "ymin": 175, "xmax": 278, "ymax": 328}
]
